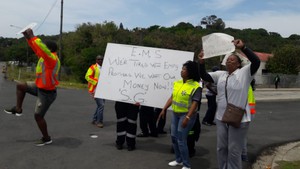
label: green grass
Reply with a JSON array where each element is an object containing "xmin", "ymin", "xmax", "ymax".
[
  {"xmin": 275, "ymin": 161, "xmax": 300, "ymax": 169},
  {"xmin": 6, "ymin": 65, "xmax": 87, "ymax": 90}
]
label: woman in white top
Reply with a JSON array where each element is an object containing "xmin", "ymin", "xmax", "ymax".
[{"xmin": 198, "ymin": 39, "xmax": 260, "ymax": 169}]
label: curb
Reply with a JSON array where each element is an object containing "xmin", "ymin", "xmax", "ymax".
[{"xmin": 252, "ymin": 141, "xmax": 300, "ymax": 169}]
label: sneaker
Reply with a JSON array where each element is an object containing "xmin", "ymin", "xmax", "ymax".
[
  {"xmin": 96, "ymin": 123, "xmax": 104, "ymax": 128},
  {"xmin": 35, "ymin": 137, "xmax": 53, "ymax": 146},
  {"xmin": 168, "ymin": 160, "xmax": 183, "ymax": 167},
  {"xmin": 182, "ymin": 167, "xmax": 191, "ymax": 169},
  {"xmin": 4, "ymin": 106, "xmax": 22, "ymax": 116}
]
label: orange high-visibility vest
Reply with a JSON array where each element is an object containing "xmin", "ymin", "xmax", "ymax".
[
  {"xmin": 27, "ymin": 37, "xmax": 60, "ymax": 90},
  {"xmin": 85, "ymin": 64, "xmax": 100, "ymax": 93},
  {"xmin": 248, "ymin": 86, "xmax": 256, "ymax": 114}
]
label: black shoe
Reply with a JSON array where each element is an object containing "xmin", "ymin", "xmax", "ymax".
[
  {"xmin": 150, "ymin": 133, "xmax": 158, "ymax": 137},
  {"xmin": 211, "ymin": 122, "xmax": 216, "ymax": 125},
  {"xmin": 202, "ymin": 121, "xmax": 212, "ymax": 126},
  {"xmin": 4, "ymin": 106, "xmax": 22, "ymax": 116},
  {"xmin": 127, "ymin": 146, "xmax": 136, "ymax": 151},
  {"xmin": 137, "ymin": 132, "xmax": 149, "ymax": 137},
  {"xmin": 116, "ymin": 144, "xmax": 123, "ymax": 150},
  {"xmin": 35, "ymin": 137, "xmax": 52, "ymax": 146},
  {"xmin": 189, "ymin": 149, "xmax": 196, "ymax": 158},
  {"xmin": 158, "ymin": 130, "xmax": 167, "ymax": 134}
]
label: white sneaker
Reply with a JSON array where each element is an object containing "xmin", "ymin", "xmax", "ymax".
[
  {"xmin": 182, "ymin": 167, "xmax": 191, "ymax": 169},
  {"xmin": 168, "ymin": 160, "xmax": 183, "ymax": 167}
]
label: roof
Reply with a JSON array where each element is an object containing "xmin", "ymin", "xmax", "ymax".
[{"xmin": 254, "ymin": 52, "xmax": 273, "ymax": 62}]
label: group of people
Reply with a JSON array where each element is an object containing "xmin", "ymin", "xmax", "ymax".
[{"xmin": 4, "ymin": 28, "xmax": 261, "ymax": 169}]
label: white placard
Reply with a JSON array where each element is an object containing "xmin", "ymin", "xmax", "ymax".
[
  {"xmin": 16, "ymin": 22, "xmax": 37, "ymax": 35},
  {"xmin": 202, "ymin": 33, "xmax": 235, "ymax": 59},
  {"xmin": 95, "ymin": 43, "xmax": 194, "ymax": 108}
]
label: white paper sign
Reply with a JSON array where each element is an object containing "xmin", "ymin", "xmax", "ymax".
[
  {"xmin": 16, "ymin": 22, "xmax": 37, "ymax": 35},
  {"xmin": 202, "ymin": 33, "xmax": 235, "ymax": 59},
  {"xmin": 95, "ymin": 43, "xmax": 194, "ymax": 108}
]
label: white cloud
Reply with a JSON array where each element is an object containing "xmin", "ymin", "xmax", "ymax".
[
  {"xmin": 226, "ymin": 11, "xmax": 300, "ymax": 37},
  {"xmin": 203, "ymin": 0, "xmax": 245, "ymax": 10}
]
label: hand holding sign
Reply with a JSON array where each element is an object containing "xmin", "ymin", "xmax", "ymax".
[
  {"xmin": 202, "ymin": 33, "xmax": 235, "ymax": 59},
  {"xmin": 16, "ymin": 22, "xmax": 37, "ymax": 35}
]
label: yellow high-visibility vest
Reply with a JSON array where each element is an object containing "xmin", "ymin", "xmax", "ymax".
[
  {"xmin": 172, "ymin": 79, "xmax": 200, "ymax": 113},
  {"xmin": 85, "ymin": 64, "xmax": 100, "ymax": 93}
]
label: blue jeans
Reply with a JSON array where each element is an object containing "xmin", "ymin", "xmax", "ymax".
[
  {"xmin": 93, "ymin": 98, "xmax": 105, "ymax": 123},
  {"xmin": 171, "ymin": 112, "xmax": 196, "ymax": 168}
]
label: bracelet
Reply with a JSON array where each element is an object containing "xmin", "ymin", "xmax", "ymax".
[{"xmin": 185, "ymin": 116, "xmax": 190, "ymax": 120}]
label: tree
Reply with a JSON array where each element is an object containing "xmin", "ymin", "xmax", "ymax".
[
  {"xmin": 119, "ymin": 23, "xmax": 124, "ymax": 30},
  {"xmin": 200, "ymin": 15, "xmax": 225, "ymax": 30},
  {"xmin": 266, "ymin": 45, "xmax": 300, "ymax": 74}
]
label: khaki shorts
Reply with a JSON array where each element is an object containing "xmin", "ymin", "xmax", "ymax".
[{"xmin": 26, "ymin": 82, "xmax": 57, "ymax": 117}]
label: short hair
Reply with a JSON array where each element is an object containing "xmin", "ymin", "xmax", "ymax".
[
  {"xmin": 183, "ymin": 60, "xmax": 200, "ymax": 81},
  {"xmin": 230, "ymin": 54, "xmax": 242, "ymax": 68},
  {"xmin": 45, "ymin": 41, "xmax": 58, "ymax": 52},
  {"xmin": 96, "ymin": 55, "xmax": 104, "ymax": 60}
]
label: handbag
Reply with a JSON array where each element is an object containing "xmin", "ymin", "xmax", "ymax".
[{"xmin": 221, "ymin": 75, "xmax": 246, "ymax": 128}]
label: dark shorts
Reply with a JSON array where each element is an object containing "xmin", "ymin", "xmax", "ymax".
[{"xmin": 26, "ymin": 82, "xmax": 57, "ymax": 117}]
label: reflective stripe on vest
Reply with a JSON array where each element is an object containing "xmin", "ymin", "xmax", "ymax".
[
  {"xmin": 33, "ymin": 38, "xmax": 60, "ymax": 90},
  {"xmin": 172, "ymin": 79, "xmax": 199, "ymax": 113},
  {"xmin": 188, "ymin": 130, "xmax": 194, "ymax": 135},
  {"xmin": 248, "ymin": 86, "xmax": 256, "ymax": 114}
]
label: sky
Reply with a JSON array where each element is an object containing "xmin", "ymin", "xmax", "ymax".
[{"xmin": 1, "ymin": 0, "xmax": 300, "ymax": 38}]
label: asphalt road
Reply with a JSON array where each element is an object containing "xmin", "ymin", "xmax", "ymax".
[{"xmin": 1, "ymin": 65, "xmax": 300, "ymax": 169}]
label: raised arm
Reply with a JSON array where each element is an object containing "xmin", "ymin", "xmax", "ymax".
[
  {"xmin": 233, "ymin": 39, "xmax": 261, "ymax": 75},
  {"xmin": 197, "ymin": 50, "xmax": 214, "ymax": 83}
]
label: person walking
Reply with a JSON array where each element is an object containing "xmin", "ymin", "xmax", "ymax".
[
  {"xmin": 85, "ymin": 55, "xmax": 105, "ymax": 128},
  {"xmin": 4, "ymin": 28, "xmax": 60, "ymax": 146},
  {"xmin": 274, "ymin": 75, "xmax": 280, "ymax": 89},
  {"xmin": 115, "ymin": 101, "xmax": 140, "ymax": 151},
  {"xmin": 158, "ymin": 61, "xmax": 202, "ymax": 169},
  {"xmin": 198, "ymin": 39, "xmax": 260, "ymax": 169}
]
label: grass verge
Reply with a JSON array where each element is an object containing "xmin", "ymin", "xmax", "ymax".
[{"xmin": 275, "ymin": 160, "xmax": 300, "ymax": 169}]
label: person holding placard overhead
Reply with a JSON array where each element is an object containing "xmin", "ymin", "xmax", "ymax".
[
  {"xmin": 4, "ymin": 28, "xmax": 60, "ymax": 146},
  {"xmin": 198, "ymin": 39, "xmax": 260, "ymax": 169},
  {"xmin": 158, "ymin": 61, "xmax": 202, "ymax": 169}
]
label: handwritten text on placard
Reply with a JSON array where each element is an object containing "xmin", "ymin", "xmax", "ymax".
[{"xmin": 95, "ymin": 43, "xmax": 194, "ymax": 108}]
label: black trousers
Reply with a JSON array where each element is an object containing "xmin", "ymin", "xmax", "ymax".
[
  {"xmin": 139, "ymin": 106, "xmax": 157, "ymax": 135},
  {"xmin": 115, "ymin": 102, "xmax": 139, "ymax": 147},
  {"xmin": 187, "ymin": 113, "xmax": 201, "ymax": 155},
  {"xmin": 203, "ymin": 94, "xmax": 217, "ymax": 123},
  {"xmin": 154, "ymin": 108, "xmax": 166, "ymax": 133}
]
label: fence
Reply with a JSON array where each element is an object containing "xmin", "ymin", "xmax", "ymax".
[{"xmin": 256, "ymin": 74, "xmax": 300, "ymax": 88}]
